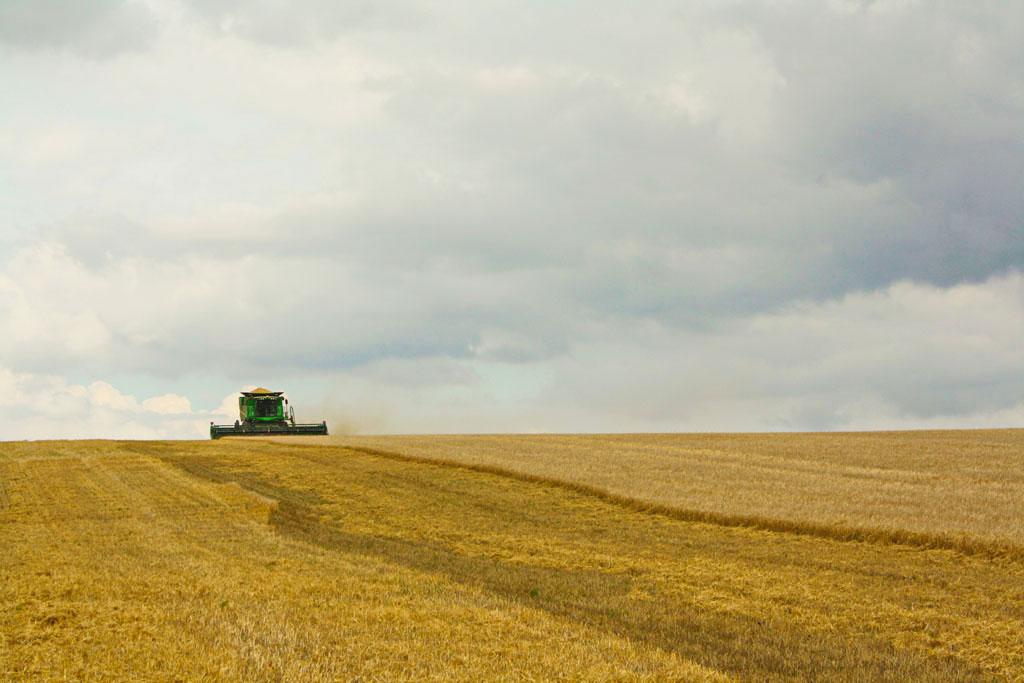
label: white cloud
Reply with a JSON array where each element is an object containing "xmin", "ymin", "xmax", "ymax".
[
  {"xmin": 141, "ymin": 393, "xmax": 192, "ymax": 414},
  {"xmin": 10, "ymin": 123, "xmax": 94, "ymax": 166},
  {"xmin": 0, "ymin": 369, "xmax": 235, "ymax": 440},
  {"xmin": 87, "ymin": 381, "xmax": 140, "ymax": 412}
]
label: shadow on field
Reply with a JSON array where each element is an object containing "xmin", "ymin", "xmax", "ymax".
[{"xmin": 162, "ymin": 449, "xmax": 985, "ymax": 682}]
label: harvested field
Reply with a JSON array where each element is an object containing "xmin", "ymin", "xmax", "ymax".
[{"xmin": 2, "ymin": 435, "xmax": 1023, "ymax": 680}]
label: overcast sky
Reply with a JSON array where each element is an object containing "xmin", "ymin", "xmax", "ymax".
[{"xmin": 1, "ymin": 0, "xmax": 1021, "ymax": 439}]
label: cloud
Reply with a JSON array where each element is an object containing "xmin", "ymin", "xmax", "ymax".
[
  {"xmin": 0, "ymin": 1, "xmax": 1022, "ymax": 436},
  {"xmin": 0, "ymin": 370, "xmax": 234, "ymax": 439},
  {"xmin": 141, "ymin": 393, "xmax": 192, "ymax": 414},
  {"xmin": 0, "ymin": 0, "xmax": 158, "ymax": 57},
  {"xmin": 180, "ymin": 0, "xmax": 428, "ymax": 45},
  {"xmin": 541, "ymin": 272, "xmax": 1024, "ymax": 431},
  {"xmin": 756, "ymin": 2, "xmax": 1024, "ymax": 287}
]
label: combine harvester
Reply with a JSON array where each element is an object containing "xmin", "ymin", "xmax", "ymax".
[{"xmin": 210, "ymin": 388, "xmax": 328, "ymax": 439}]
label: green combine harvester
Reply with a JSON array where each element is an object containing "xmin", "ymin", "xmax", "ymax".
[{"xmin": 210, "ymin": 388, "xmax": 328, "ymax": 439}]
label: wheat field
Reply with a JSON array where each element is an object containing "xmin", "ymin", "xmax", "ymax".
[
  {"xmin": 329, "ymin": 430, "xmax": 1024, "ymax": 557},
  {"xmin": 2, "ymin": 433, "xmax": 1023, "ymax": 680}
]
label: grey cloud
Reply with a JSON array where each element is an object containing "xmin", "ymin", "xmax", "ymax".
[
  {"xmin": 37, "ymin": 1, "xmax": 1024, "ymax": 307},
  {"xmin": 540, "ymin": 273, "xmax": 1024, "ymax": 431},
  {"xmin": 0, "ymin": 0, "xmax": 158, "ymax": 57},
  {"xmin": 181, "ymin": 0, "xmax": 428, "ymax": 44},
  {"xmin": 353, "ymin": 2, "xmax": 1024, "ymax": 301},
  {"xmin": 751, "ymin": 3, "xmax": 1024, "ymax": 287},
  {"xmin": 41, "ymin": 211, "xmax": 151, "ymax": 268}
]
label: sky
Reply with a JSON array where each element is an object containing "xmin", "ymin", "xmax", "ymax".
[{"xmin": 0, "ymin": 0, "xmax": 1021, "ymax": 439}]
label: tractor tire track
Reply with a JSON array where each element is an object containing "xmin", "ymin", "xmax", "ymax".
[{"xmin": 159, "ymin": 445, "xmax": 998, "ymax": 682}]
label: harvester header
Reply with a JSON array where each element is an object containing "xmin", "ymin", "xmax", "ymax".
[{"xmin": 210, "ymin": 388, "xmax": 328, "ymax": 439}]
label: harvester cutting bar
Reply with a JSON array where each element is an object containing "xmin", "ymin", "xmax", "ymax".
[{"xmin": 210, "ymin": 422, "xmax": 329, "ymax": 439}]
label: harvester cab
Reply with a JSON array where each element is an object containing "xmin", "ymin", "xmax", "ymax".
[{"xmin": 210, "ymin": 388, "xmax": 328, "ymax": 439}]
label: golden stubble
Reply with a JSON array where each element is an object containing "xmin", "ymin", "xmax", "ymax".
[
  {"xmin": 0, "ymin": 443, "xmax": 722, "ymax": 681},
  {"xmin": 3, "ymin": 435, "xmax": 1023, "ymax": 680}
]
